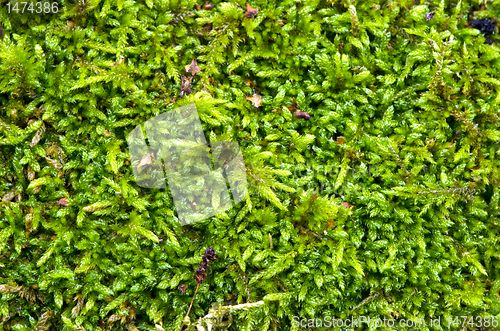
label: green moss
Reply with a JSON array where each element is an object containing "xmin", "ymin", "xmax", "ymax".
[{"xmin": 1, "ymin": 0, "xmax": 500, "ymax": 330}]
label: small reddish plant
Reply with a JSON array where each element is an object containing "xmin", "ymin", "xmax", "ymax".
[{"xmin": 179, "ymin": 247, "xmax": 217, "ymax": 331}]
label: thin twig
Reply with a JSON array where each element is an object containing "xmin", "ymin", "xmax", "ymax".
[
  {"xmin": 388, "ymin": 145, "xmax": 409, "ymax": 177},
  {"xmin": 179, "ymin": 283, "xmax": 201, "ymax": 331},
  {"xmin": 350, "ymin": 291, "xmax": 381, "ymax": 314}
]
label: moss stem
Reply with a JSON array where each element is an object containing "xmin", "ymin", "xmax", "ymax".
[{"xmin": 179, "ymin": 282, "xmax": 201, "ymax": 331}]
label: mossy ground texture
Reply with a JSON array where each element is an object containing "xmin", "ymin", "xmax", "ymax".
[{"xmin": 1, "ymin": 0, "xmax": 500, "ymax": 330}]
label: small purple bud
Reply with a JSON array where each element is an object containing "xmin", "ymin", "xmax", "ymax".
[{"xmin": 294, "ymin": 111, "xmax": 310, "ymax": 120}]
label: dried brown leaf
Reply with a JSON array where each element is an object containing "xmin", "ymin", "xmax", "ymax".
[
  {"xmin": 72, "ymin": 295, "xmax": 85, "ymax": 318},
  {"xmin": 30, "ymin": 122, "xmax": 45, "ymax": 148},
  {"xmin": 244, "ymin": 3, "xmax": 258, "ymax": 18},
  {"xmin": 2, "ymin": 189, "xmax": 17, "ymax": 202},
  {"xmin": 202, "ymin": 2, "xmax": 214, "ymax": 10},
  {"xmin": 33, "ymin": 310, "xmax": 54, "ymax": 331},
  {"xmin": 246, "ymin": 94, "xmax": 262, "ymax": 107},
  {"xmin": 25, "ymin": 207, "xmax": 34, "ymax": 234},
  {"xmin": 341, "ymin": 202, "xmax": 355, "ymax": 209},
  {"xmin": 203, "ymin": 22, "xmax": 213, "ymax": 32},
  {"xmin": 45, "ymin": 156, "xmax": 63, "ymax": 170},
  {"xmin": 137, "ymin": 153, "xmax": 154, "ymax": 170},
  {"xmin": 185, "ymin": 58, "xmax": 201, "ymax": 75},
  {"xmin": 27, "ymin": 166, "xmax": 36, "ymax": 181},
  {"xmin": 287, "ymin": 97, "xmax": 298, "ymax": 113},
  {"xmin": 180, "ymin": 74, "xmax": 193, "ymax": 98},
  {"xmin": 58, "ymin": 198, "xmax": 69, "ymax": 207}
]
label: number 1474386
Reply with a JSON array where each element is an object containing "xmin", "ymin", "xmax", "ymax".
[
  {"xmin": 446, "ymin": 316, "xmax": 498, "ymax": 328},
  {"xmin": 7, "ymin": 2, "xmax": 59, "ymax": 14}
]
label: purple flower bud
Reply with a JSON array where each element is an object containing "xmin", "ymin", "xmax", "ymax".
[{"xmin": 294, "ymin": 111, "xmax": 310, "ymax": 120}]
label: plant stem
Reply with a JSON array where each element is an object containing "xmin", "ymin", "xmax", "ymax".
[{"xmin": 179, "ymin": 283, "xmax": 201, "ymax": 331}]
